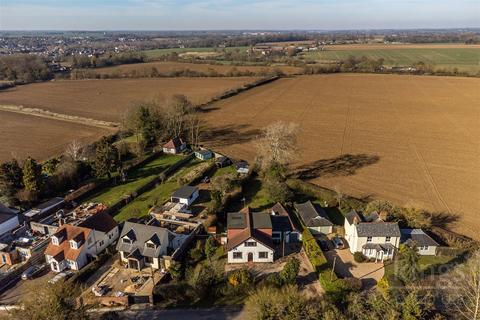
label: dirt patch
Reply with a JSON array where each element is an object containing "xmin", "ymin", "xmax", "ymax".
[
  {"xmin": 0, "ymin": 111, "xmax": 112, "ymax": 162},
  {"xmin": 200, "ymin": 74, "xmax": 480, "ymax": 240},
  {"xmin": 0, "ymin": 77, "xmax": 259, "ymax": 123}
]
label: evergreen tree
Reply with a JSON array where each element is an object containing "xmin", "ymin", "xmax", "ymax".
[
  {"xmin": 0, "ymin": 159, "xmax": 23, "ymax": 204},
  {"xmin": 397, "ymin": 244, "xmax": 421, "ymax": 284},
  {"xmin": 204, "ymin": 236, "xmax": 218, "ymax": 259},
  {"xmin": 22, "ymin": 157, "xmax": 42, "ymax": 194},
  {"xmin": 279, "ymin": 257, "xmax": 300, "ymax": 285},
  {"xmin": 93, "ymin": 137, "xmax": 119, "ymax": 179}
]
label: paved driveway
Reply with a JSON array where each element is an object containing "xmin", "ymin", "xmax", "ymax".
[{"xmin": 324, "ymin": 249, "xmax": 384, "ymax": 289}]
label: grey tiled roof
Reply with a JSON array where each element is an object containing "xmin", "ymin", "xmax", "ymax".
[
  {"xmin": 295, "ymin": 201, "xmax": 333, "ymax": 227},
  {"xmin": 227, "ymin": 211, "xmax": 247, "ymax": 229},
  {"xmin": 356, "ymin": 222, "xmax": 401, "ymax": 237},
  {"xmin": 116, "ymin": 222, "xmax": 176, "ymax": 258},
  {"xmin": 251, "ymin": 212, "xmax": 272, "ymax": 229},
  {"xmin": 401, "ymin": 229, "xmax": 439, "ymax": 247},
  {"xmin": 345, "ymin": 210, "xmax": 361, "ymax": 225},
  {"xmin": 172, "ymin": 186, "xmax": 198, "ymax": 199}
]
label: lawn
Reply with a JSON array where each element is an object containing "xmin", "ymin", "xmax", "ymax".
[
  {"xmin": 302, "ymin": 47, "xmax": 480, "ymax": 73},
  {"xmin": 86, "ymin": 154, "xmax": 184, "ymax": 206},
  {"xmin": 211, "ymin": 165, "xmax": 237, "ymax": 179},
  {"xmin": 114, "ymin": 158, "xmax": 202, "ymax": 222}
]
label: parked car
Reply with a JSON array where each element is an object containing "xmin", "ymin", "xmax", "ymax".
[
  {"xmin": 21, "ymin": 263, "xmax": 47, "ymax": 280},
  {"xmin": 48, "ymin": 270, "xmax": 73, "ymax": 284},
  {"xmin": 319, "ymin": 240, "xmax": 330, "ymax": 251},
  {"xmin": 332, "ymin": 237, "xmax": 345, "ymax": 249}
]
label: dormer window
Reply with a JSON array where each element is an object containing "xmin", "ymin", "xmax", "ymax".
[
  {"xmin": 122, "ymin": 237, "xmax": 132, "ymax": 244},
  {"xmin": 69, "ymin": 240, "xmax": 78, "ymax": 249},
  {"xmin": 51, "ymin": 236, "xmax": 59, "ymax": 245},
  {"xmin": 145, "ymin": 242, "xmax": 156, "ymax": 249}
]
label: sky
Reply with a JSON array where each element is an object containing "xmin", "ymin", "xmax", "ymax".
[{"xmin": 0, "ymin": 0, "xmax": 478, "ymax": 31}]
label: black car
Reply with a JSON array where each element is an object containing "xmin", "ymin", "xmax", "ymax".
[{"xmin": 319, "ymin": 240, "xmax": 330, "ymax": 251}]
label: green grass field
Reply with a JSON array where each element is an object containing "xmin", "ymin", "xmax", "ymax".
[
  {"xmin": 87, "ymin": 154, "xmax": 184, "ymax": 206},
  {"xmin": 143, "ymin": 46, "xmax": 248, "ymax": 59},
  {"xmin": 114, "ymin": 158, "xmax": 202, "ymax": 222},
  {"xmin": 303, "ymin": 48, "xmax": 480, "ymax": 73}
]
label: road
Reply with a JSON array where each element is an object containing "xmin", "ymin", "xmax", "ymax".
[{"xmin": 93, "ymin": 307, "xmax": 247, "ymax": 320}]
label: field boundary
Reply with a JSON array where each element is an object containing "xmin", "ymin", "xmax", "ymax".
[{"xmin": 0, "ymin": 104, "xmax": 120, "ymax": 129}]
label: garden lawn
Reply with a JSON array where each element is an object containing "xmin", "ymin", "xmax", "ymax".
[
  {"xmin": 114, "ymin": 158, "xmax": 202, "ymax": 222},
  {"xmin": 211, "ymin": 165, "xmax": 237, "ymax": 179},
  {"xmin": 87, "ymin": 154, "xmax": 184, "ymax": 206}
]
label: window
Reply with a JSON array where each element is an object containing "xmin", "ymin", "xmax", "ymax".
[
  {"xmin": 145, "ymin": 242, "xmax": 156, "ymax": 249},
  {"xmin": 51, "ymin": 237, "xmax": 59, "ymax": 245},
  {"xmin": 69, "ymin": 240, "xmax": 78, "ymax": 249},
  {"xmin": 385, "ymin": 236, "xmax": 391, "ymax": 242},
  {"xmin": 145, "ymin": 256, "xmax": 154, "ymax": 264},
  {"xmin": 99, "ymin": 240, "xmax": 104, "ymax": 247},
  {"xmin": 245, "ymin": 241, "xmax": 257, "ymax": 247},
  {"xmin": 122, "ymin": 238, "xmax": 131, "ymax": 244},
  {"xmin": 233, "ymin": 252, "xmax": 242, "ymax": 259},
  {"xmin": 1, "ymin": 255, "xmax": 6, "ymax": 264},
  {"xmin": 67, "ymin": 260, "xmax": 76, "ymax": 268},
  {"xmin": 258, "ymin": 252, "xmax": 268, "ymax": 259},
  {"xmin": 367, "ymin": 236, "xmax": 372, "ymax": 242},
  {"xmin": 420, "ymin": 246, "xmax": 428, "ymax": 251}
]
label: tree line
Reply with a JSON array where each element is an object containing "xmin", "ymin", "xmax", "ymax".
[
  {"xmin": 71, "ymin": 51, "xmax": 146, "ymax": 69},
  {"xmin": 0, "ymin": 54, "xmax": 52, "ymax": 84}
]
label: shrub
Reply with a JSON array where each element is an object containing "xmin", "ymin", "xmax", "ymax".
[
  {"xmin": 228, "ymin": 268, "xmax": 253, "ymax": 287},
  {"xmin": 279, "ymin": 257, "xmax": 300, "ymax": 285},
  {"xmin": 353, "ymin": 252, "xmax": 366, "ymax": 263}
]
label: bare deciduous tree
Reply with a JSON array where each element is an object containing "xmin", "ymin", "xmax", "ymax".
[
  {"xmin": 447, "ymin": 250, "xmax": 480, "ymax": 320},
  {"xmin": 256, "ymin": 121, "xmax": 299, "ymax": 171},
  {"xmin": 163, "ymin": 95, "xmax": 193, "ymax": 139},
  {"xmin": 65, "ymin": 140, "xmax": 83, "ymax": 161},
  {"xmin": 186, "ymin": 113, "xmax": 203, "ymax": 149}
]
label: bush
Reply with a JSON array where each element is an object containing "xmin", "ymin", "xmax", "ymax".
[
  {"xmin": 228, "ymin": 268, "xmax": 253, "ymax": 287},
  {"xmin": 354, "ymin": 252, "xmax": 366, "ymax": 263}
]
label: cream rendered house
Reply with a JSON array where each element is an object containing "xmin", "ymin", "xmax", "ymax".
[{"xmin": 344, "ymin": 210, "xmax": 401, "ymax": 262}]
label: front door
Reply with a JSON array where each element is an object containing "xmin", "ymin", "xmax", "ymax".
[
  {"xmin": 377, "ymin": 250, "xmax": 384, "ymax": 262},
  {"xmin": 128, "ymin": 259, "xmax": 140, "ymax": 270},
  {"xmin": 248, "ymin": 252, "xmax": 254, "ymax": 262}
]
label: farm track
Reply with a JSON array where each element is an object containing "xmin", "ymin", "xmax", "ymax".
[{"xmin": 0, "ymin": 105, "xmax": 119, "ymax": 129}]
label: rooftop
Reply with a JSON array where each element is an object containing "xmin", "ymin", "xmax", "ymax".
[
  {"xmin": 295, "ymin": 201, "xmax": 333, "ymax": 227},
  {"xmin": 401, "ymin": 228, "xmax": 439, "ymax": 247},
  {"xmin": 172, "ymin": 186, "xmax": 198, "ymax": 199}
]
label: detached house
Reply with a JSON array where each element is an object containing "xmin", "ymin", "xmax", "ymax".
[
  {"xmin": 116, "ymin": 221, "xmax": 188, "ymax": 271},
  {"xmin": 344, "ymin": 210, "xmax": 401, "ymax": 262},
  {"xmin": 171, "ymin": 186, "xmax": 199, "ymax": 206},
  {"xmin": 295, "ymin": 201, "xmax": 333, "ymax": 235},
  {"xmin": 226, "ymin": 208, "xmax": 274, "ymax": 263},
  {"xmin": 44, "ymin": 211, "xmax": 118, "ymax": 272},
  {"xmin": 162, "ymin": 137, "xmax": 187, "ymax": 155}
]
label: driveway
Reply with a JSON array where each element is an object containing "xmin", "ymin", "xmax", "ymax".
[
  {"xmin": 0, "ymin": 269, "xmax": 54, "ymax": 304},
  {"xmin": 324, "ymin": 249, "xmax": 384, "ymax": 289},
  {"xmin": 297, "ymin": 250, "xmax": 324, "ymax": 298}
]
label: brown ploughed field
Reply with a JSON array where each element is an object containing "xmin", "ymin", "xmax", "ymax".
[
  {"xmin": 0, "ymin": 111, "xmax": 111, "ymax": 162},
  {"xmin": 0, "ymin": 77, "xmax": 258, "ymax": 122},
  {"xmin": 200, "ymin": 74, "xmax": 480, "ymax": 240},
  {"xmin": 84, "ymin": 61, "xmax": 303, "ymax": 77}
]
